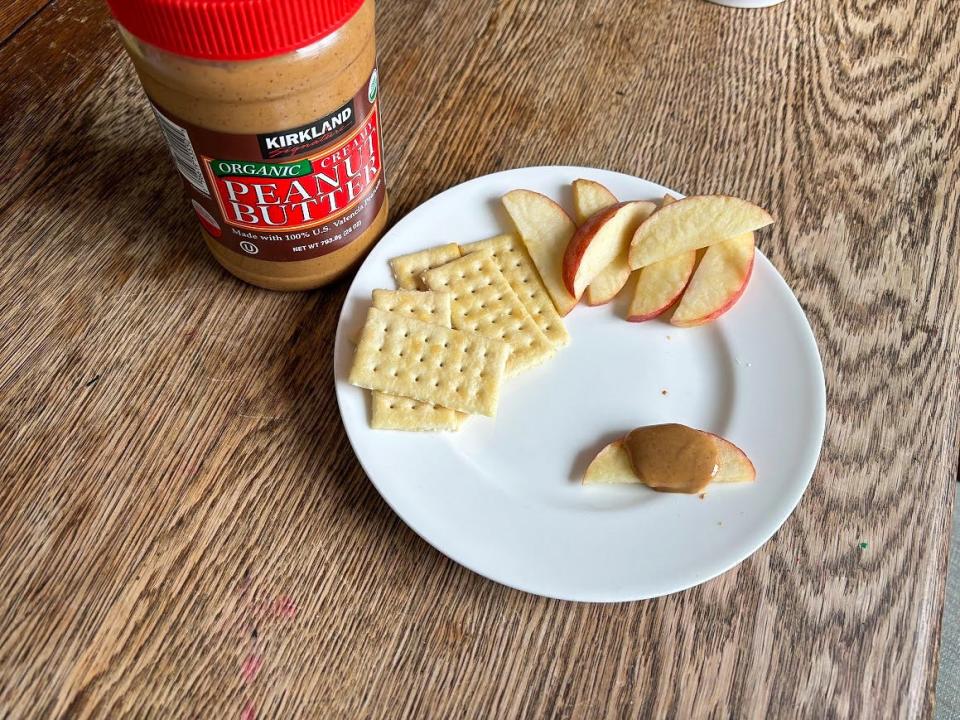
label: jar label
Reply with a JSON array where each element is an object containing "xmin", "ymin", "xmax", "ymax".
[{"xmin": 149, "ymin": 69, "xmax": 386, "ymax": 262}]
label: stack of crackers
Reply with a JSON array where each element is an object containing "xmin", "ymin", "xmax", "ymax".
[{"xmin": 349, "ymin": 236, "xmax": 569, "ymax": 431}]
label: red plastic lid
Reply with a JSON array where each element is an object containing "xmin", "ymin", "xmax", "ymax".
[{"xmin": 107, "ymin": 0, "xmax": 366, "ymax": 61}]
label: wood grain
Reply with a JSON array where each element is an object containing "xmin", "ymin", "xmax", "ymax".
[
  {"xmin": 1, "ymin": 0, "xmax": 959, "ymax": 718},
  {"xmin": 0, "ymin": 0, "xmax": 49, "ymax": 45}
]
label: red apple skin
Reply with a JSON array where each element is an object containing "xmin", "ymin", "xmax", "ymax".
[
  {"xmin": 670, "ymin": 254, "xmax": 754, "ymax": 327},
  {"xmin": 561, "ymin": 202, "xmax": 629, "ymax": 297},
  {"xmin": 626, "ymin": 280, "xmax": 691, "ymax": 322}
]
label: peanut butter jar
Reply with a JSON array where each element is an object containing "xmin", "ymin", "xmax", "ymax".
[{"xmin": 107, "ymin": 0, "xmax": 388, "ymax": 290}]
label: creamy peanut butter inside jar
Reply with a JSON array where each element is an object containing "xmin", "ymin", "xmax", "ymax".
[{"xmin": 107, "ymin": 0, "xmax": 388, "ymax": 290}]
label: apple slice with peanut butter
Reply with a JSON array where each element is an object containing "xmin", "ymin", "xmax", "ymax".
[{"xmin": 583, "ymin": 424, "xmax": 755, "ymax": 493}]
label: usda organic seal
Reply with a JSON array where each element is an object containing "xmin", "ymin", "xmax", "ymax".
[{"xmin": 368, "ymin": 69, "xmax": 379, "ymax": 103}]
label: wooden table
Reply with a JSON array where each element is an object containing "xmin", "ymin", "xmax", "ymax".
[{"xmin": 2, "ymin": 0, "xmax": 958, "ymax": 717}]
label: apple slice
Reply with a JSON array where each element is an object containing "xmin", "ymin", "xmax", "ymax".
[
  {"xmin": 584, "ymin": 261, "xmax": 632, "ymax": 306},
  {"xmin": 582, "ymin": 431, "xmax": 756, "ymax": 486},
  {"xmin": 626, "ymin": 250, "xmax": 697, "ymax": 321},
  {"xmin": 584, "ymin": 198, "xmax": 657, "ymax": 305},
  {"xmin": 563, "ymin": 200, "xmax": 656, "ymax": 299},
  {"xmin": 671, "ymin": 232, "xmax": 755, "ymax": 327},
  {"xmin": 710, "ymin": 434, "xmax": 756, "ymax": 483},
  {"xmin": 626, "ymin": 195, "xmax": 692, "ymax": 320},
  {"xmin": 572, "ymin": 179, "xmax": 618, "ymax": 225},
  {"xmin": 582, "ymin": 439, "xmax": 639, "ymax": 485},
  {"xmin": 629, "ymin": 195, "xmax": 772, "ymax": 269},
  {"xmin": 583, "ymin": 194, "xmax": 676, "ymax": 306},
  {"xmin": 575, "ymin": 182, "xmax": 632, "ymax": 305},
  {"xmin": 502, "ymin": 190, "xmax": 578, "ymax": 316}
]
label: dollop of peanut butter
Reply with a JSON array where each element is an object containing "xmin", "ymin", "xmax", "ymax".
[{"xmin": 623, "ymin": 424, "xmax": 720, "ymax": 494}]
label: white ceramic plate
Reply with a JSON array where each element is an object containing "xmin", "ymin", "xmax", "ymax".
[{"xmin": 334, "ymin": 166, "xmax": 825, "ymax": 602}]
